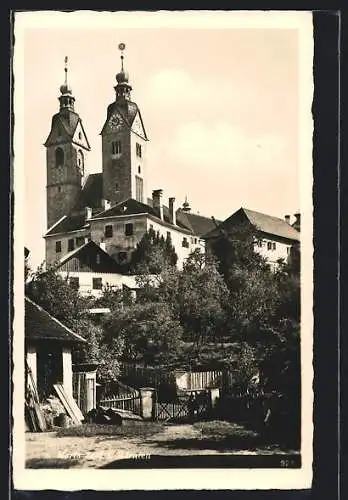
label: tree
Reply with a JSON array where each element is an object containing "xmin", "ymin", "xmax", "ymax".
[
  {"xmin": 25, "ymin": 263, "xmax": 89, "ymax": 327},
  {"xmin": 178, "ymin": 250, "xmax": 229, "ymax": 344},
  {"xmin": 130, "ymin": 227, "xmax": 178, "ymax": 273},
  {"xmin": 102, "ymin": 301, "xmax": 183, "ymax": 366}
]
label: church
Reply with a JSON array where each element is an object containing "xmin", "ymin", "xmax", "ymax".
[
  {"xmin": 43, "ymin": 44, "xmax": 299, "ymax": 292},
  {"xmin": 44, "ymin": 46, "xmax": 217, "ymax": 275}
]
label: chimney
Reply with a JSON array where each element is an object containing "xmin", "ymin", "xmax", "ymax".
[
  {"xmin": 284, "ymin": 215, "xmax": 291, "ymax": 224},
  {"xmin": 152, "ymin": 189, "xmax": 163, "ymax": 220},
  {"xmin": 293, "ymin": 212, "xmax": 301, "ymax": 231},
  {"xmin": 85, "ymin": 206, "xmax": 92, "ymax": 222},
  {"xmin": 169, "ymin": 197, "xmax": 176, "ymax": 225},
  {"xmin": 102, "ymin": 199, "xmax": 111, "ymax": 211}
]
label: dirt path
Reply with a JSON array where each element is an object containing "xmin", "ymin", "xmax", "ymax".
[{"xmin": 25, "ymin": 424, "xmax": 293, "ymax": 469}]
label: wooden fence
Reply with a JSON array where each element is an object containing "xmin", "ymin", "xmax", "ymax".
[
  {"xmin": 99, "ymin": 392, "xmax": 141, "ymax": 416},
  {"xmin": 119, "ymin": 363, "xmax": 234, "ymax": 397}
]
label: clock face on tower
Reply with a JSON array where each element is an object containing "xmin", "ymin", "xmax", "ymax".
[{"xmin": 109, "ymin": 113, "xmax": 123, "ymax": 131}]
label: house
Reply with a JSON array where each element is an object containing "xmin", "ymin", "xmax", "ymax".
[
  {"xmin": 25, "ymin": 296, "xmax": 86, "ymax": 401},
  {"xmin": 54, "ymin": 239, "xmax": 139, "ymax": 297},
  {"xmin": 203, "ymin": 207, "xmax": 300, "ymax": 271}
]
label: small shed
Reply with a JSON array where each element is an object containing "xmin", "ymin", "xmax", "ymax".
[{"xmin": 25, "ymin": 296, "xmax": 86, "ymax": 401}]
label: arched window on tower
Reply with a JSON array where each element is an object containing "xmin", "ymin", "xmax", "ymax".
[
  {"xmin": 77, "ymin": 149, "xmax": 84, "ymax": 177},
  {"xmin": 55, "ymin": 147, "xmax": 64, "ymax": 167}
]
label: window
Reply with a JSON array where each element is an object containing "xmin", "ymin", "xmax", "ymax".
[
  {"xmin": 55, "ymin": 241, "xmax": 62, "ymax": 253},
  {"xmin": 92, "ymin": 278, "xmax": 103, "ymax": 290},
  {"xmin": 267, "ymin": 242, "xmax": 272, "ymax": 251},
  {"xmin": 272, "ymin": 242, "xmax": 276, "ymax": 250},
  {"xmin": 182, "ymin": 237, "xmax": 189, "ymax": 248},
  {"xmin": 68, "ymin": 239, "xmax": 75, "ymax": 251},
  {"xmin": 77, "ymin": 149, "xmax": 84, "ymax": 176},
  {"xmin": 167, "ymin": 231, "xmax": 171, "ymax": 239},
  {"xmin": 135, "ymin": 176, "xmax": 143, "ymax": 203},
  {"xmin": 104, "ymin": 225, "xmax": 113, "ymax": 238},
  {"xmin": 112, "ymin": 140, "xmax": 122, "ymax": 155},
  {"xmin": 136, "ymin": 143, "xmax": 142, "ymax": 157},
  {"xmin": 55, "ymin": 147, "xmax": 64, "ymax": 167},
  {"xmin": 69, "ymin": 277, "xmax": 79, "ymax": 290},
  {"xmin": 257, "ymin": 240, "xmax": 263, "ymax": 248},
  {"xmin": 118, "ymin": 251, "xmax": 128, "ymax": 262},
  {"xmin": 96, "ymin": 254, "xmax": 101, "ymax": 265},
  {"xmin": 76, "ymin": 236, "xmax": 85, "ymax": 247},
  {"xmin": 125, "ymin": 223, "xmax": 133, "ymax": 236},
  {"xmin": 138, "ymin": 165, "xmax": 141, "ymax": 174},
  {"xmin": 78, "ymin": 132, "xmax": 82, "ymax": 140}
]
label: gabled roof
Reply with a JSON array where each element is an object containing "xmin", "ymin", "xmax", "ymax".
[
  {"xmin": 203, "ymin": 207, "xmax": 300, "ymax": 242},
  {"xmin": 176, "ymin": 210, "xmax": 221, "ymax": 237},
  {"xmin": 57, "ymin": 240, "xmax": 121, "ymax": 273},
  {"xmin": 25, "ymin": 297, "xmax": 86, "ymax": 343},
  {"xmin": 44, "ymin": 111, "xmax": 91, "ymax": 150},
  {"xmin": 100, "ymin": 100, "xmax": 148, "ymax": 140},
  {"xmin": 90, "ymin": 198, "xmax": 194, "ymax": 234},
  {"xmin": 91, "ymin": 198, "xmax": 154, "ymax": 219}
]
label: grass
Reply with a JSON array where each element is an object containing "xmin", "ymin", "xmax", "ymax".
[
  {"xmin": 26, "ymin": 457, "xmax": 80, "ymax": 469},
  {"xmin": 56, "ymin": 421, "xmax": 164, "ymax": 438},
  {"xmin": 194, "ymin": 420, "xmax": 259, "ymax": 439},
  {"xmin": 147, "ymin": 420, "xmax": 277, "ymax": 452}
]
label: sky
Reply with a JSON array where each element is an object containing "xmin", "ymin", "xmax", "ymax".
[{"xmin": 16, "ymin": 11, "xmax": 313, "ymax": 271}]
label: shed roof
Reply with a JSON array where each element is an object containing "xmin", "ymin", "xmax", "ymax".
[{"xmin": 25, "ymin": 297, "xmax": 86, "ymax": 343}]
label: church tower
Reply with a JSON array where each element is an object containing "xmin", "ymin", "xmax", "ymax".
[
  {"xmin": 45, "ymin": 57, "xmax": 91, "ymax": 229},
  {"xmin": 101, "ymin": 43, "xmax": 148, "ymax": 206}
]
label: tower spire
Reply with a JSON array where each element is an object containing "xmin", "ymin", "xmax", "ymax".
[
  {"xmin": 59, "ymin": 55, "xmax": 75, "ymax": 112},
  {"xmin": 182, "ymin": 196, "xmax": 191, "ymax": 212},
  {"xmin": 114, "ymin": 42, "xmax": 132, "ymax": 101},
  {"xmin": 64, "ymin": 55, "xmax": 68, "ymax": 86}
]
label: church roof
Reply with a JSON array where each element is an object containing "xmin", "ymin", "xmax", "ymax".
[
  {"xmin": 73, "ymin": 173, "xmax": 103, "ymax": 210},
  {"xmin": 100, "ymin": 100, "xmax": 148, "ymax": 139},
  {"xmin": 44, "ymin": 111, "xmax": 91, "ymax": 149},
  {"xmin": 25, "ymin": 296, "xmax": 86, "ymax": 344},
  {"xmin": 203, "ymin": 207, "xmax": 300, "ymax": 242}
]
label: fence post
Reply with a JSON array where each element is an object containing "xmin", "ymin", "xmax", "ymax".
[{"xmin": 139, "ymin": 387, "xmax": 156, "ymax": 420}]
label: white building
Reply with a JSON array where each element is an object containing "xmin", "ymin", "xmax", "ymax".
[{"xmin": 203, "ymin": 207, "xmax": 300, "ymax": 271}]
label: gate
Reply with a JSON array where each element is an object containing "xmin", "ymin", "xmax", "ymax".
[{"xmin": 155, "ymin": 392, "xmax": 211, "ymax": 422}]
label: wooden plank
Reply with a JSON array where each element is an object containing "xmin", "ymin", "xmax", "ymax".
[{"xmin": 54, "ymin": 384, "xmax": 84, "ymax": 425}]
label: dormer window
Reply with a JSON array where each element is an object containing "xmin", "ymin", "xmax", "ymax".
[{"xmin": 112, "ymin": 140, "xmax": 122, "ymax": 155}]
